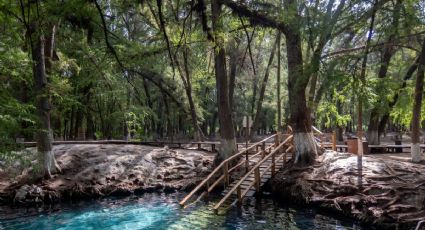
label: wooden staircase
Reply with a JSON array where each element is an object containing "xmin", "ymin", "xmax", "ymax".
[
  {"xmin": 220, "ymin": 153, "xmax": 286, "ymax": 197},
  {"xmin": 179, "ymin": 131, "xmax": 294, "ymax": 213}
]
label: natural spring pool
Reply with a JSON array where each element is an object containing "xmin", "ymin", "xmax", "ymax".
[{"xmin": 0, "ymin": 192, "xmax": 370, "ymax": 230}]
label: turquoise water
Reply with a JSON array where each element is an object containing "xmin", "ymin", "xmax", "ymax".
[{"xmin": 0, "ymin": 193, "xmax": 369, "ymax": 230}]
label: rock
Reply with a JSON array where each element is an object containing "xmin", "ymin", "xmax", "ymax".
[
  {"xmin": 194, "ymin": 164, "xmax": 203, "ymax": 173},
  {"xmin": 133, "ymin": 178, "xmax": 144, "ymax": 186},
  {"xmin": 14, "ymin": 184, "xmax": 44, "ymax": 204},
  {"xmin": 1, "ymin": 144, "xmax": 216, "ymax": 206},
  {"xmin": 14, "ymin": 185, "xmax": 30, "ymax": 202},
  {"xmin": 109, "ymin": 187, "xmax": 132, "ymax": 196},
  {"xmin": 203, "ymin": 159, "xmax": 211, "ymax": 166},
  {"xmin": 128, "ymin": 173, "xmax": 136, "ymax": 179},
  {"xmin": 163, "ymin": 186, "xmax": 176, "ymax": 193}
]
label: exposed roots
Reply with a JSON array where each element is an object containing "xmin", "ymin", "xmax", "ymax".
[{"xmin": 270, "ymin": 151, "xmax": 425, "ymax": 229}]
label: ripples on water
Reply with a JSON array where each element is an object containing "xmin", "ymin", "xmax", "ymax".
[{"xmin": 0, "ymin": 193, "xmax": 369, "ymax": 230}]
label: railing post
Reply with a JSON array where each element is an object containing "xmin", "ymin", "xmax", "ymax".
[
  {"xmin": 212, "ymin": 144, "xmax": 216, "ymax": 152},
  {"xmin": 332, "ymin": 131, "xmax": 337, "ymax": 151},
  {"xmin": 261, "ymin": 142, "xmax": 266, "ymax": 158},
  {"xmin": 254, "ymin": 167, "xmax": 260, "ymax": 192},
  {"xmin": 245, "ymin": 151, "xmax": 249, "ymax": 172},
  {"xmin": 237, "ymin": 185, "xmax": 242, "ymax": 204},
  {"xmin": 275, "ymin": 132, "xmax": 280, "ymax": 146},
  {"xmin": 272, "ymin": 153, "xmax": 276, "ymax": 175},
  {"xmin": 206, "ymin": 180, "xmax": 210, "ymax": 197},
  {"xmin": 198, "ymin": 143, "xmax": 202, "ymax": 149},
  {"xmin": 320, "ymin": 134, "xmax": 324, "ymax": 149},
  {"xmin": 223, "ymin": 162, "xmax": 229, "ymax": 187}
]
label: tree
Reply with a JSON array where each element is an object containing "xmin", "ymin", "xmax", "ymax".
[
  {"xmin": 411, "ymin": 39, "xmax": 425, "ymax": 163},
  {"xmin": 251, "ymin": 32, "xmax": 279, "ymax": 138},
  {"xmin": 276, "ymin": 32, "xmax": 282, "ymax": 131},
  {"xmin": 366, "ymin": 0, "xmax": 401, "ymax": 145},
  {"xmin": 210, "ymin": 0, "xmax": 237, "ymax": 162}
]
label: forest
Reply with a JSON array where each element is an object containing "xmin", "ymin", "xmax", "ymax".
[{"xmin": 1, "ymin": 0, "xmax": 425, "ymax": 229}]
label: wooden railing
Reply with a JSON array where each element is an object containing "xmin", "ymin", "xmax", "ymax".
[
  {"xmin": 312, "ymin": 126, "xmax": 337, "ymax": 151},
  {"xmin": 213, "ymin": 135, "xmax": 293, "ymax": 212},
  {"xmin": 179, "ymin": 134, "xmax": 281, "ymax": 207},
  {"xmin": 21, "ymin": 140, "xmax": 190, "ymax": 148}
]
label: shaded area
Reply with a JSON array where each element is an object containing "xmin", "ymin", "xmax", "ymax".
[{"xmin": 270, "ymin": 151, "xmax": 425, "ymax": 229}]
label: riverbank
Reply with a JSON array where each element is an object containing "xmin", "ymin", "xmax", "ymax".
[
  {"xmin": 0, "ymin": 144, "xmax": 215, "ymax": 205},
  {"xmin": 268, "ymin": 151, "xmax": 425, "ymax": 230}
]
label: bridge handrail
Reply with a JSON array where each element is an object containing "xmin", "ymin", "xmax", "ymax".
[
  {"xmin": 179, "ymin": 134, "xmax": 277, "ymax": 207},
  {"xmin": 206, "ymin": 144, "xmax": 276, "ymax": 194},
  {"xmin": 312, "ymin": 126, "xmax": 323, "ymax": 135},
  {"xmin": 232, "ymin": 148, "xmax": 289, "ymax": 207},
  {"xmin": 212, "ymin": 135, "xmax": 293, "ymax": 211}
]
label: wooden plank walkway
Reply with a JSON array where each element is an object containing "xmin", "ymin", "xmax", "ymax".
[
  {"xmin": 179, "ymin": 126, "xmax": 341, "ymax": 214},
  {"xmin": 221, "ymin": 154, "xmax": 287, "ymax": 198},
  {"xmin": 179, "ymin": 133, "xmax": 290, "ymax": 209},
  {"xmin": 212, "ymin": 143, "xmax": 292, "ymax": 213}
]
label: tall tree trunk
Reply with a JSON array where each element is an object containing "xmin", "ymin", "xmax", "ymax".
[
  {"xmin": 251, "ymin": 32, "xmax": 279, "ymax": 138},
  {"xmin": 142, "ymin": 78, "xmax": 154, "ymax": 134},
  {"xmin": 411, "ymin": 39, "xmax": 425, "ymax": 162},
  {"xmin": 336, "ymin": 100, "xmax": 344, "ymax": 141},
  {"xmin": 86, "ymin": 110, "xmax": 95, "ymax": 140},
  {"xmin": 211, "ymin": 0, "xmax": 236, "ymax": 162},
  {"xmin": 285, "ymin": 25, "xmax": 317, "ymax": 166},
  {"xmin": 210, "ymin": 111, "xmax": 218, "ymax": 136},
  {"xmin": 31, "ymin": 31, "xmax": 57, "ymax": 178},
  {"xmin": 276, "ymin": 32, "xmax": 282, "ymax": 131},
  {"xmin": 74, "ymin": 107, "xmax": 83, "ymax": 140},
  {"xmin": 228, "ymin": 40, "xmax": 238, "ymax": 110},
  {"xmin": 367, "ymin": 0, "xmax": 400, "ymax": 144},
  {"xmin": 176, "ymin": 48, "xmax": 205, "ymax": 141},
  {"xmin": 358, "ymin": 4, "xmax": 376, "ymax": 156}
]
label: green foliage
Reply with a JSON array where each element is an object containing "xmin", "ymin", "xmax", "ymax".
[{"xmin": 0, "ymin": 0, "xmax": 424, "ymax": 155}]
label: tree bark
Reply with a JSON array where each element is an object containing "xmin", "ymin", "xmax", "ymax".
[
  {"xmin": 31, "ymin": 31, "xmax": 57, "ymax": 178},
  {"xmin": 251, "ymin": 32, "xmax": 279, "ymax": 138},
  {"xmin": 358, "ymin": 3, "xmax": 376, "ymax": 156},
  {"xmin": 277, "ymin": 32, "xmax": 282, "ymax": 131},
  {"xmin": 285, "ymin": 17, "xmax": 317, "ymax": 166},
  {"xmin": 176, "ymin": 48, "xmax": 205, "ymax": 141},
  {"xmin": 211, "ymin": 0, "xmax": 236, "ymax": 162},
  {"xmin": 367, "ymin": 0, "xmax": 400, "ymax": 145},
  {"xmin": 228, "ymin": 40, "xmax": 238, "ymax": 110},
  {"xmin": 411, "ymin": 39, "xmax": 425, "ymax": 163}
]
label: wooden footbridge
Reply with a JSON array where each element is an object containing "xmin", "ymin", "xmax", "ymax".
[{"xmin": 179, "ymin": 131, "xmax": 295, "ymax": 213}]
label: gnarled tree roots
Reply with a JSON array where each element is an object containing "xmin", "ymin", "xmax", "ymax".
[{"xmin": 270, "ymin": 151, "xmax": 425, "ymax": 229}]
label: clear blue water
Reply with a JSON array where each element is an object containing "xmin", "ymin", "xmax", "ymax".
[{"xmin": 0, "ymin": 193, "xmax": 370, "ymax": 230}]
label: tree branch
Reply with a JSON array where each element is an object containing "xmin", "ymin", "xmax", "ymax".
[
  {"xmin": 219, "ymin": 0, "xmax": 288, "ymax": 34},
  {"xmin": 93, "ymin": 0, "xmax": 187, "ymax": 113}
]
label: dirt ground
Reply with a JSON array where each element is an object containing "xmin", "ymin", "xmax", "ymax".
[
  {"xmin": 270, "ymin": 150, "xmax": 425, "ymax": 229},
  {"xmin": 0, "ymin": 144, "xmax": 216, "ymax": 205}
]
